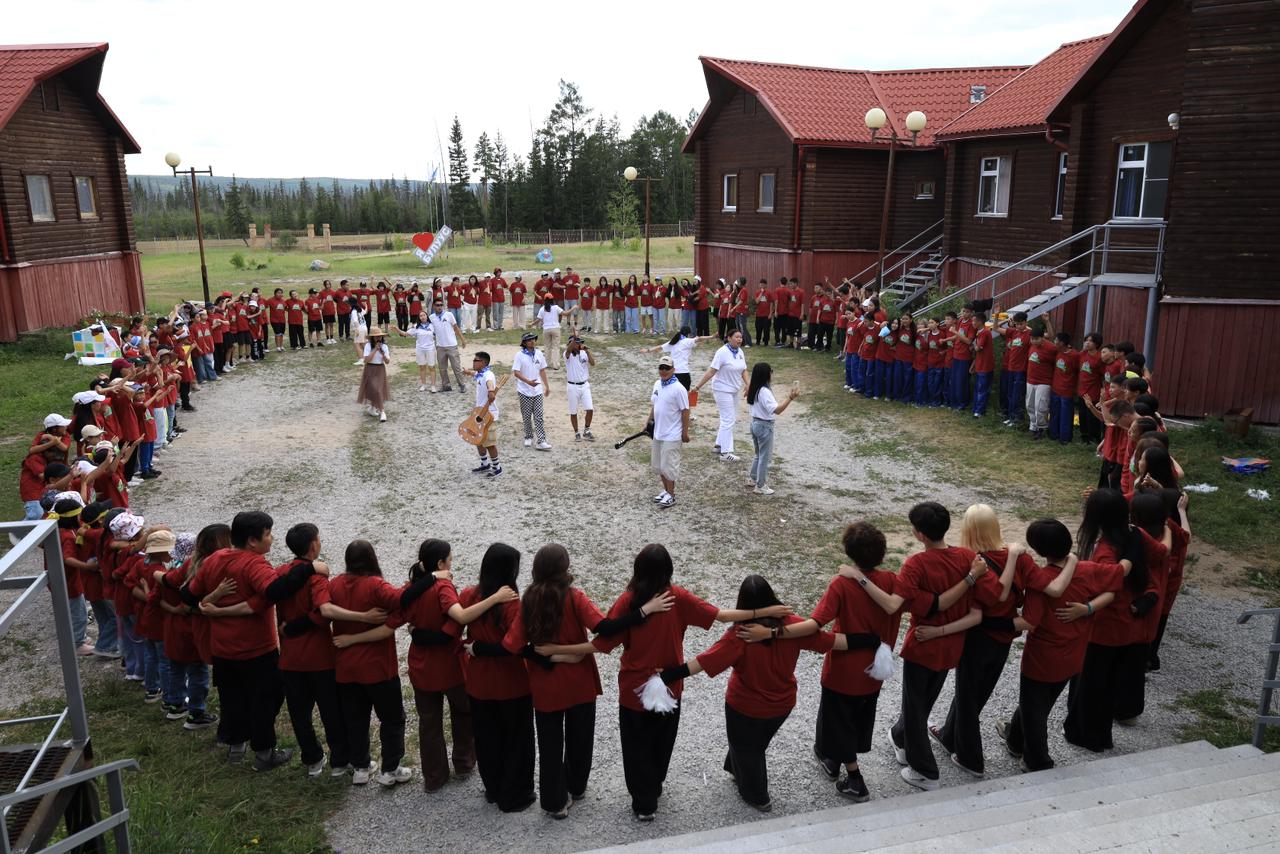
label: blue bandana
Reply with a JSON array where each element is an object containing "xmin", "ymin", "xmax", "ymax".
[
  {"xmin": 661, "ymin": 375, "xmax": 679, "ymax": 387},
  {"xmin": 727, "ymin": 344, "xmax": 741, "ymax": 357}
]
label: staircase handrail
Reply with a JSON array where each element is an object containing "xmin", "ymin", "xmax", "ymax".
[
  {"xmin": 913, "ymin": 220, "xmax": 1165, "ymax": 318},
  {"xmin": 847, "ymin": 218, "xmax": 944, "ymax": 286},
  {"xmin": 1237, "ymin": 607, "xmax": 1280, "ymax": 750},
  {"xmin": 882, "ymin": 233, "xmax": 944, "ymax": 290}
]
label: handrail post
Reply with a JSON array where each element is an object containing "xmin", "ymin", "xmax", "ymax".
[
  {"xmin": 1257, "ymin": 611, "xmax": 1280, "ymax": 749},
  {"xmin": 38, "ymin": 525, "xmax": 91, "ymax": 746}
]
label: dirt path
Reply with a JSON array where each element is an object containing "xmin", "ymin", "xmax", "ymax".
[{"xmin": 2, "ymin": 332, "xmax": 1271, "ymax": 852}]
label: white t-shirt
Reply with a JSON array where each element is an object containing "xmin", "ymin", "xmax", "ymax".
[
  {"xmin": 662, "ymin": 337, "xmax": 698, "ymax": 374},
  {"xmin": 565, "ymin": 351, "xmax": 590, "ymax": 384},
  {"xmin": 537, "ymin": 305, "xmax": 565, "ymax": 330},
  {"xmin": 406, "ymin": 324, "xmax": 435, "ymax": 352},
  {"xmin": 350, "ymin": 308, "xmax": 367, "ymax": 331},
  {"xmin": 474, "ymin": 369, "xmax": 498, "ymax": 416},
  {"xmin": 750, "ymin": 386, "xmax": 779, "ymax": 421},
  {"xmin": 512, "ymin": 348, "xmax": 547, "ymax": 397},
  {"xmin": 651, "ymin": 378, "xmax": 690, "ymax": 442},
  {"xmin": 428, "ymin": 310, "xmax": 459, "ymax": 348},
  {"xmin": 362, "ymin": 342, "xmax": 389, "ymax": 365},
  {"xmin": 710, "ymin": 344, "xmax": 748, "ymax": 393}
]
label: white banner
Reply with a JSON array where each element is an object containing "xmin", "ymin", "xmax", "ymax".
[{"xmin": 413, "ymin": 225, "xmax": 453, "ymax": 266}]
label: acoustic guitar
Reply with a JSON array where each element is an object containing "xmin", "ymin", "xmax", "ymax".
[{"xmin": 458, "ymin": 373, "xmax": 510, "ymax": 446}]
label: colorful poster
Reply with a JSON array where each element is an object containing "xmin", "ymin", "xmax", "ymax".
[{"xmin": 70, "ymin": 322, "xmax": 123, "ymax": 366}]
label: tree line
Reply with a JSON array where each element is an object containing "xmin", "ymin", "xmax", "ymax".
[{"xmin": 131, "ymin": 80, "xmax": 696, "ymax": 242}]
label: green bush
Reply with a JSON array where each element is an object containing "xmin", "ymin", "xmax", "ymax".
[
  {"xmin": 276, "ymin": 233, "xmax": 298, "ymax": 251},
  {"xmin": 229, "ymin": 251, "xmax": 246, "ymax": 270},
  {"xmin": 628, "ymin": 237, "xmax": 642, "ymax": 252}
]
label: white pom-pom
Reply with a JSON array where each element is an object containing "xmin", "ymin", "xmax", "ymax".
[
  {"xmin": 636, "ymin": 674, "xmax": 679, "ymax": 714},
  {"xmin": 864, "ymin": 642, "xmax": 896, "ymax": 682}
]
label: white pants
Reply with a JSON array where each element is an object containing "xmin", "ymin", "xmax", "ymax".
[
  {"xmin": 513, "ymin": 305, "xmax": 526, "ymax": 329},
  {"xmin": 462, "ymin": 303, "xmax": 477, "ymax": 332},
  {"xmin": 1026, "ymin": 383, "xmax": 1051, "ymax": 431},
  {"xmin": 596, "ymin": 308, "xmax": 610, "ymax": 332},
  {"xmin": 544, "ymin": 329, "xmax": 562, "ymax": 368},
  {"xmin": 567, "ymin": 382, "xmax": 593, "ymax": 414},
  {"xmin": 714, "ymin": 389, "xmax": 738, "ymax": 454}
]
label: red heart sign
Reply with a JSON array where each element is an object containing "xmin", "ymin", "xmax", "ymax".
[{"xmin": 411, "ymin": 232, "xmax": 434, "ymax": 252}]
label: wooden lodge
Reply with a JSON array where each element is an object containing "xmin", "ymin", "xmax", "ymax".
[
  {"xmin": 0, "ymin": 43, "xmax": 144, "ymax": 342},
  {"xmin": 684, "ymin": 0, "xmax": 1280, "ymax": 421}
]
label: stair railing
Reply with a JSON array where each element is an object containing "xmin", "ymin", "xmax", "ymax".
[
  {"xmin": 846, "ymin": 219, "xmax": 944, "ymax": 287},
  {"xmin": 1237, "ymin": 607, "xmax": 1280, "ymax": 749}
]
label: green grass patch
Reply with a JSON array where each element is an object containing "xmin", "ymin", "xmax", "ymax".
[
  {"xmin": 1173, "ymin": 688, "xmax": 1280, "ymax": 753},
  {"xmin": 0, "ymin": 677, "xmax": 343, "ymax": 853},
  {"xmin": 139, "ymin": 237, "xmax": 694, "ymax": 312}
]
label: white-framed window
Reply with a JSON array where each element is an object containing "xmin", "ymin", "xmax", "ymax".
[
  {"xmin": 722, "ymin": 173, "xmax": 738, "ymax": 212},
  {"xmin": 75, "ymin": 176, "xmax": 98, "ymax": 220},
  {"xmin": 25, "ymin": 175, "xmax": 55, "ymax": 222},
  {"xmin": 1053, "ymin": 152, "xmax": 1068, "ymax": 219},
  {"xmin": 977, "ymin": 155, "xmax": 1011, "ymax": 216},
  {"xmin": 757, "ymin": 173, "xmax": 775, "ymax": 212},
  {"xmin": 915, "ymin": 180, "xmax": 936, "ymax": 200},
  {"xmin": 1113, "ymin": 141, "xmax": 1172, "ymax": 219}
]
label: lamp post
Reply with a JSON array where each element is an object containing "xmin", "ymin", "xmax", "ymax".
[
  {"xmin": 865, "ymin": 108, "xmax": 927, "ymax": 289},
  {"xmin": 165, "ymin": 152, "xmax": 214, "ymax": 306},
  {"xmin": 623, "ymin": 166, "xmax": 652, "ymax": 278}
]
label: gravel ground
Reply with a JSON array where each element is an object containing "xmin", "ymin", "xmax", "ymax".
[{"xmin": 1, "ymin": 332, "xmax": 1273, "ymax": 853}]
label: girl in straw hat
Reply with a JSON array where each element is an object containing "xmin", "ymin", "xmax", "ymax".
[{"xmin": 358, "ymin": 327, "xmax": 392, "ymax": 422}]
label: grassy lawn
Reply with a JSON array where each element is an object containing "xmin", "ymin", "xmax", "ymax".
[
  {"xmin": 0, "ymin": 676, "xmax": 342, "ymax": 853},
  {"xmin": 139, "ymin": 237, "xmax": 694, "ymax": 312},
  {"xmin": 1174, "ymin": 689, "xmax": 1280, "ymax": 753}
]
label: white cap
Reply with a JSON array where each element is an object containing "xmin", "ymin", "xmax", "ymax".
[
  {"xmin": 43, "ymin": 413, "xmax": 72, "ymax": 428},
  {"xmin": 72, "ymin": 391, "xmax": 106, "ymax": 405},
  {"xmin": 693, "ymin": 275, "xmax": 702, "ymax": 282},
  {"xmin": 553, "ymin": 268, "xmax": 561, "ymax": 274}
]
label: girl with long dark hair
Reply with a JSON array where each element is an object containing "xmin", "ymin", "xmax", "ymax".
[
  {"xmin": 624, "ymin": 274, "xmax": 640, "ymax": 334},
  {"xmin": 396, "ymin": 539, "xmax": 517, "ymax": 793},
  {"xmin": 534, "ymin": 544, "xmax": 791, "ymax": 820},
  {"xmin": 640, "ymin": 326, "xmax": 715, "ymax": 391},
  {"xmin": 611, "ymin": 278, "xmax": 626, "ymax": 333},
  {"xmin": 1149, "ymin": 489, "xmax": 1190, "ymax": 671},
  {"xmin": 745, "ymin": 362, "xmax": 799, "ymax": 495},
  {"xmin": 659, "ymin": 574, "xmax": 848, "ymax": 811}
]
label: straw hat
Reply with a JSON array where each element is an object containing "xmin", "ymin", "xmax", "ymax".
[{"xmin": 368, "ymin": 326, "xmax": 385, "ymax": 338}]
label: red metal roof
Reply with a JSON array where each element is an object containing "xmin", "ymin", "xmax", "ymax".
[
  {"xmin": 935, "ymin": 36, "xmax": 1109, "ymax": 140},
  {"xmin": 0, "ymin": 42, "xmax": 140, "ymax": 153},
  {"xmin": 685, "ymin": 57, "xmax": 1027, "ymax": 150}
]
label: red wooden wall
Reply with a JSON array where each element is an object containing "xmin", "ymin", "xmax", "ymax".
[{"xmin": 0, "ymin": 251, "xmax": 144, "ymax": 341}]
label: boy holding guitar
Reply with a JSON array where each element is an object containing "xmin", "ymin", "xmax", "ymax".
[{"xmin": 461, "ymin": 352, "xmax": 503, "ymax": 479}]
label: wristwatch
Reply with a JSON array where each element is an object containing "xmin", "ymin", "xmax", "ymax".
[{"xmin": 857, "ymin": 577, "xmax": 869, "ymax": 588}]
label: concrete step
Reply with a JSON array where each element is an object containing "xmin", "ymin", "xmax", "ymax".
[{"xmin": 591, "ymin": 742, "xmax": 1223, "ymax": 853}]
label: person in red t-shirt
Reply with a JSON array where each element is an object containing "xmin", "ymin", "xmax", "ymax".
[
  {"xmin": 510, "ymin": 275, "xmax": 528, "ymax": 329},
  {"xmin": 873, "ymin": 317, "xmax": 896, "ymax": 400},
  {"xmin": 334, "ymin": 281, "xmax": 353, "ymax": 340},
  {"xmin": 374, "ymin": 283, "xmax": 392, "ymax": 328},
  {"xmin": 304, "ymin": 288, "xmax": 325, "ymax": 348},
  {"xmin": 753, "ymin": 279, "xmax": 774, "ymax": 347},
  {"xmin": 579, "ymin": 278, "xmax": 596, "ymax": 333},
  {"xmin": 477, "ymin": 275, "xmax": 494, "ymax": 331},
  {"xmin": 1074, "ymin": 333, "xmax": 1105, "ymax": 443},
  {"xmin": 969, "ymin": 313, "xmax": 996, "ymax": 417},
  {"xmin": 396, "ymin": 539, "xmax": 516, "ymax": 791},
  {"xmin": 491, "ymin": 270, "xmax": 508, "ymax": 331},
  {"xmin": 662, "ymin": 573, "xmax": 841, "ymax": 811},
  {"xmin": 265, "ymin": 288, "xmax": 287, "ymax": 352},
  {"xmin": 997, "ymin": 519, "xmax": 1125, "ymax": 772},
  {"xmin": 1025, "ymin": 320, "xmax": 1058, "ymax": 439},
  {"xmin": 538, "ymin": 544, "xmax": 789, "ymax": 819},
  {"xmin": 1049, "ymin": 332, "xmax": 1079, "ymax": 444},
  {"xmin": 998, "ymin": 311, "xmax": 1032, "ymax": 426}
]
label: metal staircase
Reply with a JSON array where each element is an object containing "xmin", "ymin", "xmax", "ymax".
[
  {"xmin": 846, "ymin": 219, "xmax": 945, "ymax": 309},
  {"xmin": 913, "ymin": 220, "xmax": 1165, "ymax": 357},
  {"xmin": 884, "ymin": 249, "xmax": 945, "ymax": 305}
]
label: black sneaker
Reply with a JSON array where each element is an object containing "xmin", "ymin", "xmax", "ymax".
[
  {"xmin": 471, "ymin": 463, "xmax": 491, "ymax": 474},
  {"xmin": 995, "ymin": 720, "xmax": 1022, "ymax": 758},
  {"xmin": 144, "ymin": 690, "xmax": 162, "ymax": 703},
  {"xmin": 486, "ymin": 466, "xmax": 504, "ymax": 479},
  {"xmin": 164, "ymin": 703, "xmax": 189, "ymax": 721},
  {"xmin": 183, "ymin": 710, "xmax": 218, "ymax": 730},
  {"xmin": 836, "ymin": 770, "xmax": 870, "ymax": 802},
  {"xmin": 252, "ymin": 748, "xmax": 294, "ymax": 772},
  {"xmin": 814, "ymin": 745, "xmax": 840, "ymax": 781},
  {"xmin": 227, "ymin": 742, "xmax": 247, "ymax": 763}
]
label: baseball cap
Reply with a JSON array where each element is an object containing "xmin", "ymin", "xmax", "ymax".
[
  {"xmin": 144, "ymin": 530, "xmax": 177, "ymax": 554},
  {"xmin": 72, "ymin": 391, "xmax": 107, "ymax": 405},
  {"xmin": 43, "ymin": 413, "xmax": 72, "ymax": 429},
  {"xmin": 658, "ymin": 355, "xmax": 674, "ymax": 368},
  {"xmin": 80, "ymin": 424, "xmax": 105, "ymax": 439}
]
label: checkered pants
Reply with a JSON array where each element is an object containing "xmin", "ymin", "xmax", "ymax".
[{"xmin": 518, "ymin": 393, "xmax": 546, "ymax": 443}]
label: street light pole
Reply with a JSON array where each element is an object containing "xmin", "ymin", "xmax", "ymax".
[
  {"xmin": 165, "ymin": 152, "xmax": 214, "ymax": 306},
  {"xmin": 624, "ymin": 166, "xmax": 654, "ymax": 278},
  {"xmin": 864, "ymin": 109, "xmax": 927, "ymax": 291}
]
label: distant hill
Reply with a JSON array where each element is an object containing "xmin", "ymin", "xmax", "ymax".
[{"xmin": 132, "ymin": 175, "xmax": 444, "ymax": 195}]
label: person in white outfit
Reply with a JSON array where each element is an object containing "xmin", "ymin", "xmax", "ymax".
[
  {"xmin": 744, "ymin": 362, "xmax": 799, "ymax": 495},
  {"xmin": 693, "ymin": 328, "xmax": 749, "ymax": 461},
  {"xmin": 535, "ymin": 297, "xmax": 569, "ymax": 370},
  {"xmin": 512, "ymin": 332, "xmax": 551, "ymax": 450},
  {"xmin": 393, "ymin": 310, "xmax": 437, "ymax": 391},
  {"xmin": 563, "ymin": 336, "xmax": 596, "ymax": 442},
  {"xmin": 649, "ymin": 354, "xmax": 690, "ymax": 509}
]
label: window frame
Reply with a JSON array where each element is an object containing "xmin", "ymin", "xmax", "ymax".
[
  {"xmin": 1112, "ymin": 140, "xmax": 1171, "ymax": 221},
  {"xmin": 915, "ymin": 179, "xmax": 936, "ymax": 200},
  {"xmin": 757, "ymin": 172, "xmax": 776, "ymax": 213},
  {"xmin": 74, "ymin": 175, "xmax": 99, "ymax": 220},
  {"xmin": 1052, "ymin": 152, "xmax": 1068, "ymax": 220},
  {"xmin": 40, "ymin": 80, "xmax": 60, "ymax": 112},
  {"xmin": 976, "ymin": 155, "xmax": 1011, "ymax": 218},
  {"xmin": 722, "ymin": 173, "xmax": 738, "ymax": 213},
  {"xmin": 25, "ymin": 174, "xmax": 56, "ymax": 223}
]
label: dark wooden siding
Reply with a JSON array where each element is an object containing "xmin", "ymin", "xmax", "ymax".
[
  {"xmin": 690, "ymin": 88, "xmax": 796, "ymax": 249},
  {"xmin": 1162, "ymin": 0, "xmax": 1280, "ymax": 299},
  {"xmin": 802, "ymin": 147, "xmax": 944, "ymax": 250},
  {"xmin": 0, "ymin": 74, "xmax": 136, "ymax": 263},
  {"xmin": 944, "ymin": 136, "xmax": 1073, "ymax": 264},
  {"xmin": 1157, "ymin": 302, "xmax": 1280, "ymax": 422},
  {"xmin": 0, "ymin": 252, "xmax": 144, "ymax": 341}
]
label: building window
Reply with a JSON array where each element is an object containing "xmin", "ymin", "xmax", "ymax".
[
  {"xmin": 970, "ymin": 85, "xmax": 987, "ymax": 104},
  {"xmin": 722, "ymin": 174, "xmax": 738, "ymax": 212},
  {"xmin": 915, "ymin": 180, "xmax": 936, "ymax": 200},
  {"xmin": 26, "ymin": 175, "xmax": 55, "ymax": 222},
  {"xmin": 977, "ymin": 155, "xmax": 1011, "ymax": 216},
  {"xmin": 75, "ymin": 176, "xmax": 99, "ymax": 219},
  {"xmin": 1053, "ymin": 152, "xmax": 1068, "ymax": 219},
  {"xmin": 757, "ymin": 173, "xmax": 775, "ymax": 212},
  {"xmin": 1113, "ymin": 141, "xmax": 1172, "ymax": 219},
  {"xmin": 41, "ymin": 80, "xmax": 60, "ymax": 111}
]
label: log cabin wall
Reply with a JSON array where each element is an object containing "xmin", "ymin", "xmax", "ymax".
[{"xmin": 802, "ymin": 148, "xmax": 944, "ymax": 250}]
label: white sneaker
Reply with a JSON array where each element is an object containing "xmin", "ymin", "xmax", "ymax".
[
  {"xmin": 653, "ymin": 491, "xmax": 670, "ymax": 503},
  {"xmin": 307, "ymin": 757, "xmax": 327, "ymax": 778},
  {"xmin": 379, "ymin": 411, "xmax": 387, "ymax": 423},
  {"xmin": 419, "ymin": 385, "xmax": 427, "ymax": 392},
  {"xmin": 753, "ymin": 486, "xmax": 775, "ymax": 496},
  {"xmin": 523, "ymin": 438, "xmax": 533, "ymax": 447},
  {"xmin": 536, "ymin": 441, "xmax": 552, "ymax": 451},
  {"xmin": 720, "ymin": 453, "xmax": 741, "ymax": 462},
  {"xmin": 657, "ymin": 495, "xmax": 676, "ymax": 509},
  {"xmin": 352, "ymin": 764, "xmax": 375, "ymax": 785},
  {"xmin": 329, "ymin": 763, "xmax": 352, "ymax": 778},
  {"xmin": 900, "ymin": 765, "xmax": 940, "ymax": 791},
  {"xmin": 376, "ymin": 766, "xmax": 412, "ymax": 787},
  {"xmin": 353, "ymin": 360, "xmax": 364, "ymax": 366},
  {"xmin": 887, "ymin": 726, "xmax": 908, "ymax": 765}
]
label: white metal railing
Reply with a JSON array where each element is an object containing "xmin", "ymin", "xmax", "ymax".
[
  {"xmin": 1237, "ymin": 607, "xmax": 1280, "ymax": 750},
  {"xmin": 847, "ymin": 219, "xmax": 944, "ymax": 287}
]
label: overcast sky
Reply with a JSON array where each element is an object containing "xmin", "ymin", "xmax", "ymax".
[{"xmin": 11, "ymin": 0, "xmax": 1134, "ymax": 180}]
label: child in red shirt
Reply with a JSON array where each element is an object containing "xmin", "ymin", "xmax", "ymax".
[
  {"xmin": 970, "ymin": 313, "xmax": 996, "ymax": 416},
  {"xmin": 1049, "ymin": 332, "xmax": 1079, "ymax": 444},
  {"xmin": 1025, "ymin": 324, "xmax": 1058, "ymax": 439},
  {"xmin": 1075, "ymin": 333, "xmax": 1105, "ymax": 443}
]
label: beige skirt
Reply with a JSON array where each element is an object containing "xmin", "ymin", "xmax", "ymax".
[{"xmin": 357, "ymin": 363, "xmax": 390, "ymax": 409}]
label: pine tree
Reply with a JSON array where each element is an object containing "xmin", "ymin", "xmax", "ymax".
[
  {"xmin": 223, "ymin": 175, "xmax": 250, "ymax": 243},
  {"xmin": 446, "ymin": 115, "xmax": 481, "ymax": 231},
  {"xmin": 473, "ymin": 132, "xmax": 495, "ymax": 221}
]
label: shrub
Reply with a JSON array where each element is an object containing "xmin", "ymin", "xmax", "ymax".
[
  {"xmin": 628, "ymin": 237, "xmax": 642, "ymax": 252},
  {"xmin": 230, "ymin": 251, "xmax": 246, "ymax": 270},
  {"xmin": 276, "ymin": 233, "xmax": 298, "ymax": 251}
]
